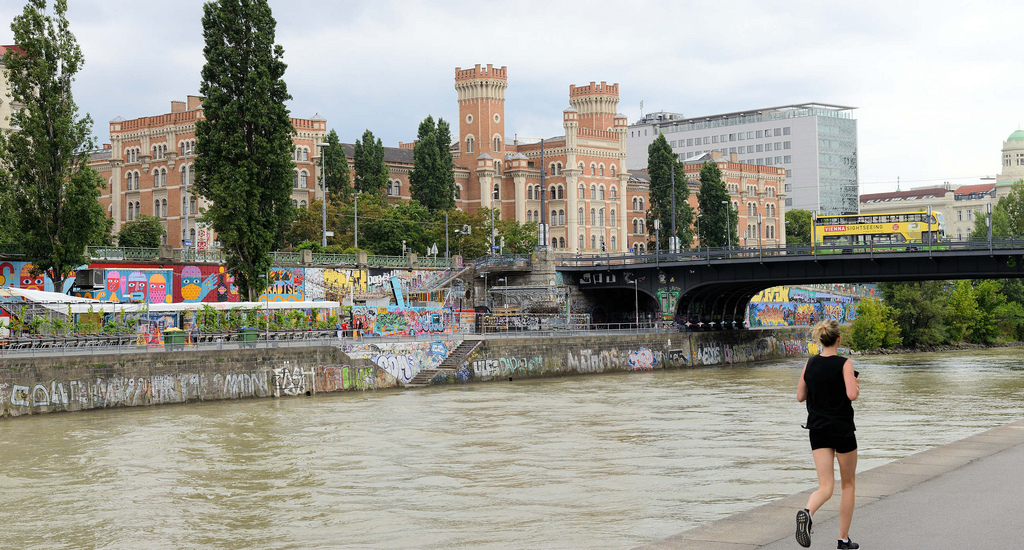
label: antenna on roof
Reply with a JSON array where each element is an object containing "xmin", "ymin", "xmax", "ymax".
[
  {"xmin": 896, "ymin": 176, "xmax": 900, "ymax": 192},
  {"xmin": 640, "ymin": 100, "xmax": 644, "ymax": 119}
]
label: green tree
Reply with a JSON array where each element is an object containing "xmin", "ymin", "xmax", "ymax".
[
  {"xmin": 645, "ymin": 134, "xmax": 693, "ymax": 250},
  {"xmin": 785, "ymin": 208, "xmax": 813, "ymax": 245},
  {"xmin": 696, "ymin": 161, "xmax": 736, "ymax": 248},
  {"xmin": 945, "ymin": 280, "xmax": 979, "ymax": 343},
  {"xmin": 997, "ymin": 180, "xmax": 1024, "ymax": 235},
  {"xmin": 283, "ymin": 201, "xmax": 322, "ymax": 248},
  {"xmin": 321, "ymin": 129, "xmax": 351, "ymax": 202},
  {"xmin": 970, "ymin": 279, "xmax": 1006, "ymax": 344},
  {"xmin": 116, "ymin": 215, "xmax": 165, "ymax": 248},
  {"xmin": 877, "ymin": 281, "xmax": 947, "ymax": 347},
  {"xmin": 353, "ymin": 129, "xmax": 388, "ymax": 195},
  {"xmin": 849, "ymin": 297, "xmax": 902, "ymax": 351},
  {"xmin": 193, "ymin": 0, "xmax": 296, "ymax": 300},
  {"xmin": 0, "ymin": 0, "xmax": 108, "ymax": 294},
  {"xmin": 496, "ymin": 217, "xmax": 539, "ymax": 254},
  {"xmin": 409, "ymin": 116, "xmax": 456, "ymax": 211}
]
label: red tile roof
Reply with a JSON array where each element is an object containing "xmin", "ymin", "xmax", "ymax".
[
  {"xmin": 860, "ymin": 187, "xmax": 949, "ymax": 203},
  {"xmin": 953, "ymin": 183, "xmax": 995, "ymax": 196}
]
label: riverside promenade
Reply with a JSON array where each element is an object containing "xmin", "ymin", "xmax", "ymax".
[{"xmin": 635, "ymin": 419, "xmax": 1024, "ymax": 549}]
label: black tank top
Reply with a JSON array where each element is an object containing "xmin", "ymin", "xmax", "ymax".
[{"xmin": 803, "ymin": 354, "xmax": 855, "ymax": 435}]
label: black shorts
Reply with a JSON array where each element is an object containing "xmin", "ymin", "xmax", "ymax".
[{"xmin": 809, "ymin": 429, "xmax": 857, "ymax": 454}]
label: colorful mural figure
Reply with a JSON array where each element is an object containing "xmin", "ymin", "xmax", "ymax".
[
  {"xmin": 172, "ymin": 265, "xmax": 235, "ymax": 303},
  {"xmin": 0, "ymin": 261, "xmax": 76, "ymax": 293},
  {"xmin": 19, "ymin": 264, "xmax": 45, "ymax": 291},
  {"xmin": 259, "ymin": 268, "xmax": 305, "ymax": 302},
  {"xmin": 352, "ymin": 306, "xmax": 457, "ymax": 336}
]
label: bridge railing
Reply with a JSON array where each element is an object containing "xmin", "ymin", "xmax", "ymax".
[{"xmin": 554, "ymin": 238, "xmax": 1024, "ymax": 267}]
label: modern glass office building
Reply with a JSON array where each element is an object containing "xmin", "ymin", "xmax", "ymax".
[{"xmin": 626, "ymin": 103, "xmax": 859, "ymax": 215}]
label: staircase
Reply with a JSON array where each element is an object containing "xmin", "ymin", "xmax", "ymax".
[{"xmin": 404, "ymin": 339, "xmax": 483, "ymax": 388}]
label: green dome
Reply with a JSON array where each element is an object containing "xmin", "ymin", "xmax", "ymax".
[{"xmin": 1008, "ymin": 130, "xmax": 1024, "ymax": 142}]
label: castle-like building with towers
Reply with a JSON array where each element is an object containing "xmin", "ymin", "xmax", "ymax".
[{"xmin": 450, "ymin": 64, "xmax": 644, "ymax": 253}]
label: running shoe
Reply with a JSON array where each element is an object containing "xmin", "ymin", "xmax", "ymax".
[
  {"xmin": 795, "ymin": 509, "xmax": 812, "ymax": 547},
  {"xmin": 837, "ymin": 538, "xmax": 859, "ymax": 549}
]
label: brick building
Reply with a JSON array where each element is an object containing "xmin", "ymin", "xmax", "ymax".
[
  {"xmin": 90, "ymin": 96, "xmax": 327, "ymax": 248},
  {"xmin": 450, "ymin": 64, "xmax": 642, "ymax": 253},
  {"xmin": 0, "ymin": 45, "xmax": 23, "ymax": 134}
]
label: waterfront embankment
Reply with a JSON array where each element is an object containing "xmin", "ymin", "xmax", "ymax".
[
  {"xmin": 0, "ymin": 328, "xmax": 824, "ymax": 418},
  {"xmin": 635, "ymin": 418, "xmax": 1024, "ymax": 549}
]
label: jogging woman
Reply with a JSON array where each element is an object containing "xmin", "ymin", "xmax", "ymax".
[{"xmin": 795, "ymin": 319, "xmax": 860, "ymax": 549}]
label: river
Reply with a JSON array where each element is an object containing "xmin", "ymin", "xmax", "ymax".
[{"xmin": 1, "ymin": 348, "xmax": 1023, "ymax": 549}]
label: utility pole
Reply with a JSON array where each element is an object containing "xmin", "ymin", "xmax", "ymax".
[
  {"xmin": 538, "ymin": 138, "xmax": 548, "ymax": 250},
  {"xmin": 670, "ymin": 163, "xmax": 677, "ymax": 253}
]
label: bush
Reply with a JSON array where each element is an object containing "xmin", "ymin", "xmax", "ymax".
[{"xmin": 849, "ymin": 297, "xmax": 902, "ymax": 351}]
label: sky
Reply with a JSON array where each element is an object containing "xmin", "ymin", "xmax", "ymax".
[{"xmin": 2, "ymin": 0, "xmax": 1022, "ymax": 195}]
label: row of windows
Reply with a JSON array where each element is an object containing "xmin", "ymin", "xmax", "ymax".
[
  {"xmin": 179, "ymin": 140, "xmax": 196, "ymax": 155},
  {"xmin": 548, "ymin": 162, "xmax": 618, "ymax": 178},
  {"xmin": 126, "ymin": 201, "xmax": 141, "ymax": 220},
  {"xmin": 293, "ymin": 170, "xmax": 308, "ymax": 188},
  {"xmin": 632, "ymin": 197, "xmax": 645, "ymax": 211},
  {"xmin": 463, "ymin": 135, "xmax": 503, "ymax": 154},
  {"xmin": 540, "ymin": 235, "xmax": 621, "ymax": 252},
  {"xmin": 152, "ymin": 144, "xmax": 168, "ymax": 160},
  {"xmin": 745, "ymin": 203, "xmax": 778, "ymax": 217},
  {"xmin": 668, "ymin": 127, "xmax": 791, "ymax": 147},
  {"xmin": 743, "ymin": 224, "xmax": 778, "ymax": 239},
  {"xmin": 291, "ymin": 199, "xmax": 309, "ymax": 208},
  {"xmin": 1004, "ymin": 153, "xmax": 1024, "ymax": 166},
  {"xmin": 293, "ymin": 147, "xmax": 310, "ymax": 161},
  {"xmin": 386, "ymin": 180, "xmax": 402, "ymax": 196}
]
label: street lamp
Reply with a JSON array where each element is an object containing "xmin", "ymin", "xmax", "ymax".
[
  {"xmin": 696, "ymin": 213, "xmax": 701, "ymax": 251},
  {"xmin": 987, "ymin": 202, "xmax": 993, "ymax": 251},
  {"xmin": 633, "ymin": 275, "xmax": 639, "ymax": 328},
  {"xmin": 670, "ymin": 164, "xmax": 677, "ymax": 253},
  {"xmin": 757, "ymin": 213, "xmax": 763, "ymax": 261},
  {"xmin": 316, "ymin": 142, "xmax": 330, "ymax": 248},
  {"xmin": 721, "ymin": 200, "xmax": 731, "ymax": 249},
  {"xmin": 354, "ymin": 192, "xmax": 359, "ymax": 250}
]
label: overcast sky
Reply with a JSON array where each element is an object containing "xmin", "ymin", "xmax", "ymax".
[{"xmin": 3, "ymin": 0, "xmax": 1022, "ymax": 194}]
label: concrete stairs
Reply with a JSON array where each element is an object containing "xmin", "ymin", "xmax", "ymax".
[{"xmin": 404, "ymin": 339, "xmax": 482, "ymax": 388}]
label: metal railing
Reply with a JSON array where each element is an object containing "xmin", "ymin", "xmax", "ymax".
[
  {"xmin": 475, "ymin": 254, "xmax": 532, "ymax": 270},
  {"xmin": 87, "ymin": 246, "xmax": 160, "ymax": 261},
  {"xmin": 269, "ymin": 251, "xmax": 301, "ymax": 265},
  {"xmin": 366, "ymin": 255, "xmax": 407, "ymax": 268},
  {"xmin": 418, "ymin": 256, "xmax": 456, "ymax": 268},
  {"xmin": 311, "ymin": 253, "xmax": 358, "ymax": 265},
  {"xmin": 555, "ymin": 238, "xmax": 1024, "ymax": 268},
  {"xmin": 174, "ymin": 248, "xmax": 226, "ymax": 263}
]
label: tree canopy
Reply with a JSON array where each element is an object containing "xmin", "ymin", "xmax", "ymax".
[
  {"xmin": 645, "ymin": 134, "xmax": 693, "ymax": 250},
  {"xmin": 353, "ymin": 129, "xmax": 388, "ymax": 195},
  {"xmin": 193, "ymin": 0, "xmax": 296, "ymax": 300},
  {"xmin": 0, "ymin": 0, "xmax": 109, "ymax": 293},
  {"xmin": 696, "ymin": 162, "xmax": 736, "ymax": 248},
  {"xmin": 321, "ymin": 129, "xmax": 351, "ymax": 202},
  {"xmin": 785, "ymin": 209, "xmax": 813, "ymax": 244},
  {"xmin": 409, "ymin": 116, "xmax": 456, "ymax": 211},
  {"xmin": 117, "ymin": 215, "xmax": 165, "ymax": 249}
]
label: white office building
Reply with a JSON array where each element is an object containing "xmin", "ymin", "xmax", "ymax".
[{"xmin": 626, "ymin": 103, "xmax": 859, "ymax": 215}]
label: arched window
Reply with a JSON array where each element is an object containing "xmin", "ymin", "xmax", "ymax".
[
  {"xmin": 135, "ymin": 201, "xmax": 140, "ymax": 216},
  {"xmin": 466, "ymin": 136, "xmax": 474, "ymax": 153},
  {"xmin": 455, "ymin": 185, "xmax": 462, "ymax": 200},
  {"xmin": 550, "ymin": 164, "xmax": 556, "ymax": 176},
  {"xmin": 559, "ymin": 237, "xmax": 565, "ymax": 248},
  {"xmin": 632, "ymin": 197, "xmax": 637, "ymax": 210},
  {"xmin": 300, "ymin": 200, "xmax": 307, "ymax": 208},
  {"xmin": 578, "ymin": 235, "xmax": 584, "ymax": 251},
  {"xmin": 599, "ymin": 164, "xmax": 605, "ymax": 176},
  {"xmin": 190, "ymin": 197, "xmax": 196, "ymax": 215},
  {"xmin": 161, "ymin": 168, "xmax": 168, "ymax": 187},
  {"xmin": 590, "ymin": 208, "xmax": 596, "ymax": 225},
  {"xmin": 590, "ymin": 184, "xmax": 596, "ymax": 199},
  {"xmin": 599, "ymin": 185, "xmax": 605, "ymax": 200},
  {"xmin": 493, "ymin": 184, "xmax": 499, "ymax": 200},
  {"xmin": 579, "ymin": 162, "xmax": 584, "ymax": 171},
  {"xmin": 610, "ymin": 186, "xmax": 617, "ymax": 199},
  {"xmin": 638, "ymin": 197, "xmax": 644, "ymax": 210},
  {"xmin": 292, "ymin": 199, "xmax": 298, "ymax": 207},
  {"xmin": 293, "ymin": 171, "xmax": 299, "ymax": 188},
  {"xmin": 599, "ymin": 208, "xmax": 605, "ymax": 226},
  {"xmin": 161, "ymin": 199, "xmax": 167, "ymax": 217},
  {"xmin": 557, "ymin": 163, "xmax": 562, "ymax": 175},
  {"xmin": 494, "ymin": 160, "xmax": 500, "ymax": 173},
  {"xmin": 559, "ymin": 210, "xmax": 565, "ymax": 225},
  {"xmin": 155, "ymin": 200, "xmax": 161, "ymax": 217},
  {"xmin": 125, "ymin": 173, "xmax": 133, "ymax": 190},
  {"xmin": 493, "ymin": 136, "xmax": 501, "ymax": 151},
  {"xmin": 558, "ymin": 186, "xmax": 564, "ymax": 199},
  {"xmin": 551, "ymin": 210, "xmax": 558, "ymax": 224},
  {"xmin": 534, "ymin": 210, "xmax": 540, "ymax": 221},
  {"xmin": 611, "ymin": 165, "xmax": 616, "ymax": 177},
  {"xmin": 591, "ymin": 235, "xmax": 596, "ymax": 249},
  {"xmin": 128, "ymin": 202, "xmax": 134, "ymax": 220},
  {"xmin": 578, "ymin": 208, "xmax": 584, "ymax": 225},
  {"xmin": 393, "ymin": 180, "xmax": 401, "ymax": 196},
  {"xmin": 527, "ymin": 186, "xmax": 533, "ymax": 200},
  {"xmin": 578, "ymin": 183, "xmax": 585, "ymax": 198},
  {"xmin": 527, "ymin": 211, "xmax": 533, "ymax": 222},
  {"xmin": 302, "ymin": 148, "xmax": 309, "ymax": 161},
  {"xmin": 300, "ymin": 171, "xmax": 308, "ymax": 188},
  {"xmin": 551, "ymin": 237, "xmax": 557, "ymax": 247},
  {"xmin": 550, "ymin": 186, "xmax": 556, "ymax": 199},
  {"xmin": 611, "ymin": 209, "xmax": 616, "ymax": 226},
  {"xmin": 611, "ymin": 235, "xmax": 616, "ymax": 250}
]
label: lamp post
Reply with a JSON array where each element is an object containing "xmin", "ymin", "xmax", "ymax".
[
  {"xmin": 757, "ymin": 213, "xmax": 763, "ymax": 261},
  {"xmin": 696, "ymin": 213, "xmax": 701, "ymax": 252},
  {"xmin": 445, "ymin": 210, "xmax": 449, "ymax": 259},
  {"xmin": 633, "ymin": 275, "xmax": 639, "ymax": 328},
  {"xmin": 354, "ymin": 193, "xmax": 359, "ymax": 250},
  {"xmin": 721, "ymin": 200, "xmax": 731, "ymax": 249},
  {"xmin": 987, "ymin": 202, "xmax": 993, "ymax": 252},
  {"xmin": 181, "ymin": 143, "xmax": 190, "ymax": 251},
  {"xmin": 670, "ymin": 164, "xmax": 677, "ymax": 254},
  {"xmin": 654, "ymin": 219, "xmax": 660, "ymax": 262},
  {"xmin": 316, "ymin": 142, "xmax": 330, "ymax": 248}
]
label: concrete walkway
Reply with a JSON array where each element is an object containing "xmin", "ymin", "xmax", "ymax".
[{"xmin": 635, "ymin": 419, "xmax": 1024, "ymax": 549}]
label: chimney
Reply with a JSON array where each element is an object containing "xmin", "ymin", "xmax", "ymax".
[
  {"xmin": 186, "ymin": 95, "xmax": 203, "ymax": 111},
  {"xmin": 170, "ymin": 101, "xmax": 186, "ymax": 113},
  {"xmin": 103, "ymin": 143, "xmax": 111, "ymax": 149},
  {"xmin": 730, "ymin": 152, "xmax": 738, "ymax": 163}
]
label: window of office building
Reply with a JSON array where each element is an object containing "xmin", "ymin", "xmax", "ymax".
[
  {"xmin": 756, "ymin": 130, "xmax": 763, "ymax": 138},
  {"xmin": 783, "ymin": 127, "xmax": 790, "ymax": 135},
  {"xmin": 774, "ymin": 128, "xmax": 782, "ymax": 136}
]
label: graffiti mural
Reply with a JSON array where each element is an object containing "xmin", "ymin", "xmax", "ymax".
[
  {"xmin": 0, "ymin": 261, "xmax": 78, "ymax": 293},
  {"xmin": 315, "ymin": 365, "xmax": 377, "ymax": 392},
  {"xmin": 628, "ymin": 348, "xmax": 658, "ymax": 370},
  {"xmin": 259, "ymin": 268, "xmax": 306, "ymax": 302},
  {"xmin": 655, "ymin": 287, "xmax": 681, "ymax": 319},
  {"xmin": 174, "ymin": 265, "xmax": 238, "ymax": 303},
  {"xmin": 472, "ymin": 356, "xmax": 543, "ymax": 380},
  {"xmin": 352, "ymin": 306, "xmax": 457, "ymax": 336}
]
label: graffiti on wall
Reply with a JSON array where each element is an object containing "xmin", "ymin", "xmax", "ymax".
[
  {"xmin": 353, "ymin": 306, "xmax": 457, "ymax": 336},
  {"xmin": 655, "ymin": 287, "xmax": 681, "ymax": 319},
  {"xmin": 472, "ymin": 356, "xmax": 543, "ymax": 379},
  {"xmin": 315, "ymin": 365, "xmax": 377, "ymax": 392},
  {"xmin": 6, "ymin": 373, "xmax": 213, "ymax": 409},
  {"xmin": 628, "ymin": 348, "xmax": 658, "ymax": 370},
  {"xmin": 1, "ymin": 261, "xmax": 78, "ymax": 293},
  {"xmin": 748, "ymin": 300, "xmax": 858, "ymax": 328}
]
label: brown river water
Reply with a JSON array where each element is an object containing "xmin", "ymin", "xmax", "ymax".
[{"xmin": 1, "ymin": 348, "xmax": 1023, "ymax": 549}]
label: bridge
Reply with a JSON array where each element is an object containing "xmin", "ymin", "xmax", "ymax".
[{"xmin": 555, "ymin": 240, "xmax": 1024, "ymax": 329}]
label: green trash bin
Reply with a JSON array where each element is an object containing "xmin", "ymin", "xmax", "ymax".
[
  {"xmin": 237, "ymin": 328, "xmax": 258, "ymax": 348},
  {"xmin": 163, "ymin": 329, "xmax": 186, "ymax": 351}
]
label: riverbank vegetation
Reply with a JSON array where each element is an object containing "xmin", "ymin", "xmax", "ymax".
[{"xmin": 849, "ymin": 280, "xmax": 1024, "ymax": 351}]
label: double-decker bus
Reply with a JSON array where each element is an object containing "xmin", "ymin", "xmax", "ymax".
[{"xmin": 812, "ymin": 211, "xmax": 944, "ymax": 247}]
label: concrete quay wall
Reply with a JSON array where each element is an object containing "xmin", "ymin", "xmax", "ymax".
[{"xmin": 1, "ymin": 329, "xmax": 820, "ymax": 418}]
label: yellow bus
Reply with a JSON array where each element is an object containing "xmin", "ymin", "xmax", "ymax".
[{"xmin": 812, "ymin": 211, "xmax": 944, "ymax": 247}]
